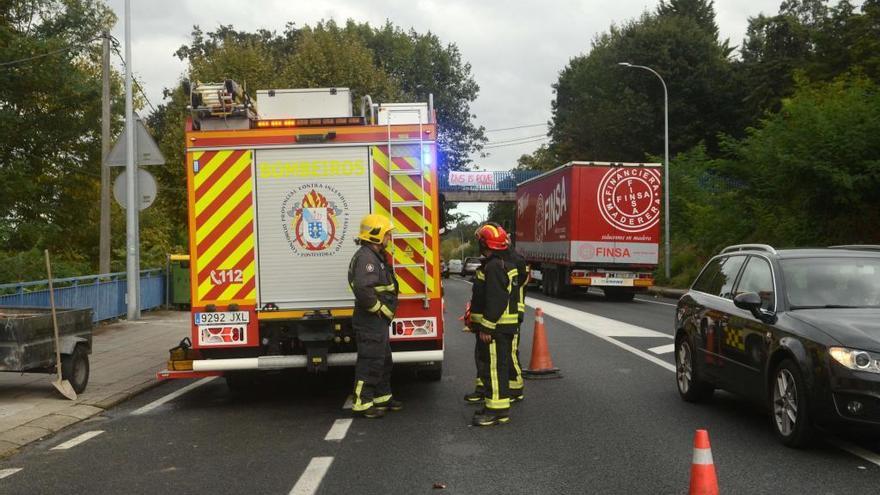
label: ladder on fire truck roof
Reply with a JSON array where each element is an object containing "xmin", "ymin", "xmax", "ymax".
[{"xmin": 385, "ymin": 109, "xmax": 430, "ymax": 308}]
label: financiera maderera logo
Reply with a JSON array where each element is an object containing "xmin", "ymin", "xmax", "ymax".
[
  {"xmin": 281, "ymin": 183, "xmax": 350, "ymax": 256},
  {"xmin": 596, "ymin": 168, "xmax": 661, "ymax": 233}
]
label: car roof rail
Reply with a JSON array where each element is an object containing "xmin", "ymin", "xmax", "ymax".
[
  {"xmin": 829, "ymin": 244, "xmax": 880, "ymax": 252},
  {"xmin": 720, "ymin": 244, "xmax": 777, "ymax": 255}
]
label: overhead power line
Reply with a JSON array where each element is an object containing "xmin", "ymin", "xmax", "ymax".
[
  {"xmin": 109, "ymin": 36, "xmax": 157, "ymax": 114},
  {"xmin": 0, "ymin": 36, "xmax": 103, "ymax": 67},
  {"xmin": 484, "ymin": 123, "xmax": 548, "ymax": 133},
  {"xmin": 483, "ymin": 136, "xmax": 549, "ymax": 150},
  {"xmin": 484, "ymin": 133, "xmax": 548, "ymax": 146}
]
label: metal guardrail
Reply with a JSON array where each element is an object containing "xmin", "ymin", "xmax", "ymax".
[
  {"xmin": 0, "ymin": 269, "xmax": 166, "ymax": 323},
  {"xmin": 438, "ymin": 170, "xmax": 543, "ymax": 192}
]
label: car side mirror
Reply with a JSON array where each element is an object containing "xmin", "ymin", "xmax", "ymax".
[
  {"xmin": 734, "ymin": 292, "xmax": 775, "ymax": 323},
  {"xmin": 734, "ymin": 292, "xmax": 761, "ymax": 311}
]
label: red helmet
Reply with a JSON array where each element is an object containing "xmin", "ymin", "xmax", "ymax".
[{"xmin": 475, "ymin": 223, "xmax": 509, "ymax": 251}]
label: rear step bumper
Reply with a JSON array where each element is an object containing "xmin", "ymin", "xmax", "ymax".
[{"xmin": 159, "ymin": 350, "xmax": 443, "ymax": 379}]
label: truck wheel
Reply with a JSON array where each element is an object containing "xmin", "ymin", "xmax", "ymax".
[
  {"xmin": 556, "ymin": 268, "xmax": 570, "ymax": 298},
  {"xmin": 61, "ymin": 344, "xmax": 90, "ymax": 394},
  {"xmin": 417, "ymin": 362, "xmax": 443, "ymax": 381}
]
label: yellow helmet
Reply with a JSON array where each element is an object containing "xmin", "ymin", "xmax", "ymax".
[{"xmin": 358, "ymin": 213, "xmax": 395, "ymax": 244}]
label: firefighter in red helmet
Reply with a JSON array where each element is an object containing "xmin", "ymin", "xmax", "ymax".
[{"xmin": 467, "ymin": 223, "xmax": 520, "ymax": 426}]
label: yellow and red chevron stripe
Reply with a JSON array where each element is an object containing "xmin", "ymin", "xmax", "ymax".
[
  {"xmin": 371, "ymin": 145, "xmax": 439, "ymax": 297},
  {"xmin": 188, "ymin": 150, "xmax": 257, "ymax": 305}
]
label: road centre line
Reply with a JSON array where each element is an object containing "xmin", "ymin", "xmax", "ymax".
[
  {"xmin": 0, "ymin": 468, "xmax": 22, "ymax": 480},
  {"xmin": 324, "ymin": 419, "xmax": 353, "ymax": 441},
  {"xmin": 51, "ymin": 430, "xmax": 105, "ymax": 450},
  {"xmin": 342, "ymin": 395, "xmax": 353, "ymax": 410},
  {"xmin": 131, "ymin": 377, "xmax": 217, "ymax": 415},
  {"xmin": 289, "ymin": 457, "xmax": 334, "ymax": 495},
  {"xmin": 648, "ymin": 344, "xmax": 676, "ymax": 355}
]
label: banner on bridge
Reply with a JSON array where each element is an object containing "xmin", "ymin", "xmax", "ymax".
[{"xmin": 448, "ymin": 171, "xmax": 496, "ymax": 188}]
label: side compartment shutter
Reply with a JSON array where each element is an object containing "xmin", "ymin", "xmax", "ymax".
[{"xmin": 188, "ymin": 150, "xmax": 257, "ymax": 306}]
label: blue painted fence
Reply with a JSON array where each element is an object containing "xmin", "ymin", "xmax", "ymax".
[{"xmin": 0, "ymin": 269, "xmax": 166, "ymax": 323}]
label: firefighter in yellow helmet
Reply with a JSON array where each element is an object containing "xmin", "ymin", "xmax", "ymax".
[{"xmin": 348, "ymin": 213, "xmax": 401, "ymax": 418}]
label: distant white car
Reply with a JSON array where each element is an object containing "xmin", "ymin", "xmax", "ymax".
[{"xmin": 448, "ymin": 259, "xmax": 463, "ymax": 275}]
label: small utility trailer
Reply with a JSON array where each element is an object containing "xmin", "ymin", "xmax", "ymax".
[{"xmin": 0, "ymin": 307, "xmax": 93, "ymax": 393}]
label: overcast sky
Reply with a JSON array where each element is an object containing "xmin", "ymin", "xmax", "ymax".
[{"xmin": 105, "ymin": 0, "xmax": 779, "ymax": 220}]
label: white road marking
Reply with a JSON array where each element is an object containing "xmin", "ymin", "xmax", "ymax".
[
  {"xmin": 525, "ymin": 296, "xmax": 671, "ymax": 339},
  {"xmin": 342, "ymin": 395, "xmax": 353, "ymax": 410},
  {"xmin": 0, "ymin": 468, "xmax": 22, "ymax": 480},
  {"xmin": 635, "ymin": 297, "xmax": 678, "ymax": 307},
  {"xmin": 289, "ymin": 457, "xmax": 334, "ymax": 495},
  {"xmin": 828, "ymin": 438, "xmax": 880, "ymax": 468},
  {"xmin": 648, "ymin": 344, "xmax": 676, "ymax": 355},
  {"xmin": 324, "ymin": 419, "xmax": 353, "ymax": 441},
  {"xmin": 131, "ymin": 377, "xmax": 217, "ymax": 416},
  {"xmin": 524, "ymin": 297, "xmax": 676, "ymax": 372},
  {"xmin": 51, "ymin": 430, "xmax": 105, "ymax": 450}
]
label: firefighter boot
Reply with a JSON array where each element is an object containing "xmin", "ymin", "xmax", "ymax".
[
  {"xmin": 352, "ymin": 405, "xmax": 386, "ymax": 419},
  {"xmin": 472, "ymin": 408, "xmax": 510, "ymax": 427},
  {"xmin": 374, "ymin": 398, "xmax": 403, "ymax": 412},
  {"xmin": 464, "ymin": 390, "xmax": 484, "ymax": 404}
]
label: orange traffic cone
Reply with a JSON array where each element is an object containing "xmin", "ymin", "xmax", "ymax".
[
  {"xmin": 689, "ymin": 429, "xmax": 719, "ymax": 495},
  {"xmin": 523, "ymin": 308, "xmax": 560, "ymax": 379}
]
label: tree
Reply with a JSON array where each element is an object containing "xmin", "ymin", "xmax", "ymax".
[
  {"xmin": 739, "ymin": 0, "xmax": 880, "ymax": 124},
  {"xmin": 0, "ymin": 0, "xmax": 119, "ymax": 281},
  {"xmin": 549, "ymin": 4, "xmax": 742, "ymax": 165}
]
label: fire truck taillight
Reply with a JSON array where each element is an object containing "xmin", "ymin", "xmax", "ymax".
[{"xmin": 391, "ymin": 318, "xmax": 437, "ymax": 339}]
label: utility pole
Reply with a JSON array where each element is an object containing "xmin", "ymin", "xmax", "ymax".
[
  {"xmin": 99, "ymin": 31, "xmax": 111, "ymax": 276},
  {"xmin": 124, "ymin": 0, "xmax": 140, "ymax": 320}
]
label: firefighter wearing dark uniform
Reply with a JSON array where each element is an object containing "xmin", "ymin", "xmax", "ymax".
[
  {"xmin": 464, "ymin": 222, "xmax": 513, "ymax": 404},
  {"xmin": 348, "ymin": 213, "xmax": 401, "ymax": 419},
  {"xmin": 508, "ymin": 246, "xmax": 529, "ymax": 402},
  {"xmin": 470, "ymin": 223, "xmax": 520, "ymax": 426},
  {"xmin": 463, "ymin": 257, "xmax": 489, "ymax": 403}
]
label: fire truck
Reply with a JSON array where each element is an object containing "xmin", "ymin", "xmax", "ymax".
[{"xmin": 160, "ymin": 81, "xmax": 444, "ymax": 385}]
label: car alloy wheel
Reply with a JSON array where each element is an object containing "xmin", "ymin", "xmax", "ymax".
[
  {"xmin": 677, "ymin": 340, "xmax": 693, "ymax": 395},
  {"xmin": 773, "ymin": 368, "xmax": 798, "ymax": 437}
]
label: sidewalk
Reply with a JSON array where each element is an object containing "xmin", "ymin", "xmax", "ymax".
[{"xmin": 0, "ymin": 311, "xmax": 189, "ymax": 459}]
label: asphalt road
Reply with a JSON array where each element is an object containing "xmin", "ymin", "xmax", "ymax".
[{"xmin": 2, "ymin": 278, "xmax": 879, "ymax": 494}]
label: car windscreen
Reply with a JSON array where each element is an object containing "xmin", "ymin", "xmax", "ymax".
[{"xmin": 782, "ymin": 257, "xmax": 880, "ymax": 309}]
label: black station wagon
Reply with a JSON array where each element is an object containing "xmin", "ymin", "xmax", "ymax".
[{"xmin": 674, "ymin": 244, "xmax": 880, "ymax": 447}]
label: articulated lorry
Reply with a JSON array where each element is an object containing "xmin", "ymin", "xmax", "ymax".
[
  {"xmin": 515, "ymin": 162, "xmax": 662, "ymax": 301},
  {"xmin": 160, "ymin": 82, "xmax": 444, "ymax": 385}
]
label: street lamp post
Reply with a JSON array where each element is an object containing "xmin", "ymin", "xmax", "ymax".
[{"xmin": 618, "ymin": 62, "xmax": 670, "ymax": 280}]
